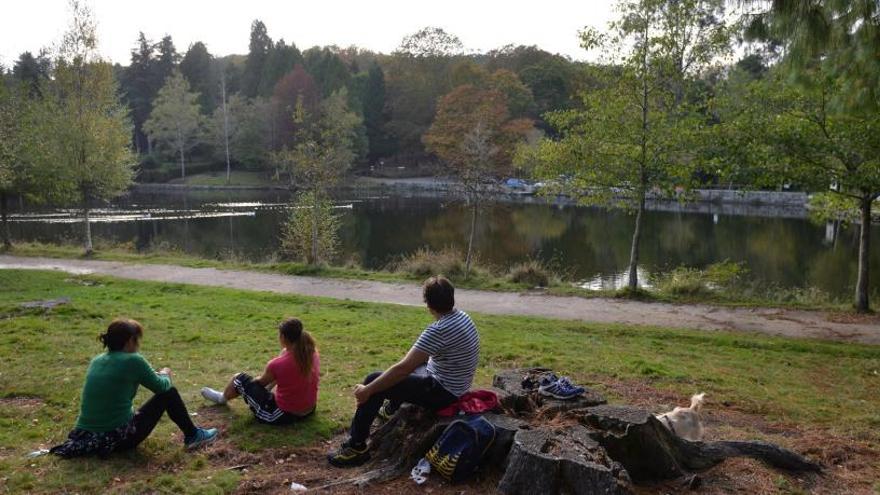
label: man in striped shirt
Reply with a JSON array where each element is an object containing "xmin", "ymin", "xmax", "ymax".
[{"xmin": 328, "ymin": 276, "xmax": 480, "ymax": 468}]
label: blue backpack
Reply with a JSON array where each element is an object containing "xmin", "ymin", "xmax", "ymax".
[{"xmin": 425, "ymin": 415, "xmax": 496, "ymax": 482}]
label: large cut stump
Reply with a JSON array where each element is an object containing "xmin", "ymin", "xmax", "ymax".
[
  {"xmin": 498, "ymin": 425, "xmax": 631, "ymax": 495},
  {"xmin": 578, "ymin": 405, "xmax": 821, "ymax": 482},
  {"xmin": 493, "ymin": 368, "xmax": 607, "ymax": 415}
]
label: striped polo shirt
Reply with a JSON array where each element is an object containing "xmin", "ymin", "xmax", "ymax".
[{"xmin": 413, "ymin": 309, "xmax": 480, "ymax": 397}]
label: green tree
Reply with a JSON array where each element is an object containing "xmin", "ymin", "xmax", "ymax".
[
  {"xmin": 0, "ymin": 84, "xmax": 38, "ymax": 248},
  {"xmin": 742, "ymin": 0, "xmax": 880, "ymax": 111},
  {"xmin": 520, "ymin": 0, "xmax": 729, "ymax": 290},
  {"xmin": 716, "ymin": 70, "xmax": 880, "ymax": 312},
  {"xmin": 424, "ymin": 85, "xmax": 534, "ymax": 274},
  {"xmin": 144, "ymin": 70, "xmax": 203, "ymax": 180},
  {"xmin": 242, "ymin": 20, "xmax": 272, "ymax": 98},
  {"xmin": 360, "ymin": 63, "xmax": 391, "ymax": 162},
  {"xmin": 45, "ymin": 0, "xmax": 134, "ymax": 255},
  {"xmin": 180, "ymin": 41, "xmax": 217, "ymax": 113},
  {"xmin": 12, "ymin": 51, "xmax": 51, "ymax": 97},
  {"xmin": 262, "ymin": 39, "xmax": 302, "ymax": 96},
  {"xmin": 121, "ymin": 33, "xmax": 157, "ymax": 154},
  {"xmin": 275, "ymin": 88, "xmax": 361, "ymax": 264}
]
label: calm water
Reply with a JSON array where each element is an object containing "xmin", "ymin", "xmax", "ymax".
[{"xmin": 7, "ymin": 189, "xmax": 879, "ymax": 299}]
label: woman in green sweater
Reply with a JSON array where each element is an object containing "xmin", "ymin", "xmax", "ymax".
[{"xmin": 51, "ymin": 319, "xmax": 218, "ymax": 457}]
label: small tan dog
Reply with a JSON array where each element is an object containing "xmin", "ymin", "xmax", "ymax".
[{"xmin": 655, "ymin": 393, "xmax": 706, "ymax": 441}]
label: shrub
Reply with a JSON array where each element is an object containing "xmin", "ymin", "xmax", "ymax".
[
  {"xmin": 508, "ymin": 259, "xmax": 552, "ymax": 287},
  {"xmin": 654, "ymin": 267, "xmax": 708, "ymax": 296},
  {"xmin": 391, "ymin": 247, "xmax": 467, "ymax": 279},
  {"xmin": 280, "ymin": 195, "xmax": 341, "ymax": 264}
]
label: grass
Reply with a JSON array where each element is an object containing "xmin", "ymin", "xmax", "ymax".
[
  {"xmin": 0, "ymin": 269, "xmax": 879, "ymax": 493},
  {"xmin": 168, "ymin": 171, "xmax": 277, "ymax": 187}
]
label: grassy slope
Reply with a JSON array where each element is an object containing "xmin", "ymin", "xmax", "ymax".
[
  {"xmin": 0, "ymin": 270, "xmax": 878, "ymax": 493},
  {"xmin": 5, "ymin": 242, "xmax": 864, "ymax": 311}
]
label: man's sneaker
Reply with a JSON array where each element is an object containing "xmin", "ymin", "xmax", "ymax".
[
  {"xmin": 538, "ymin": 377, "xmax": 584, "ymax": 400},
  {"xmin": 377, "ymin": 400, "xmax": 396, "ymax": 422},
  {"xmin": 537, "ymin": 373, "xmax": 559, "ymax": 389},
  {"xmin": 558, "ymin": 376, "xmax": 586, "ymax": 395},
  {"xmin": 185, "ymin": 427, "xmax": 219, "ymax": 450},
  {"xmin": 328, "ymin": 440, "xmax": 370, "ymax": 467}
]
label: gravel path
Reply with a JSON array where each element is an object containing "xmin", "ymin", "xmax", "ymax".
[{"xmin": 2, "ymin": 255, "xmax": 877, "ymax": 345}]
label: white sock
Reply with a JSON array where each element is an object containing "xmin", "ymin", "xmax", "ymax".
[{"xmin": 201, "ymin": 387, "xmax": 226, "ymax": 404}]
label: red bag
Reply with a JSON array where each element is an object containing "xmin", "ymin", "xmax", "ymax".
[{"xmin": 436, "ymin": 389, "xmax": 499, "ymax": 417}]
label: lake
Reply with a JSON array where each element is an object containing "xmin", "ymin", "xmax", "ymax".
[{"xmin": 7, "ymin": 188, "xmax": 878, "ymax": 299}]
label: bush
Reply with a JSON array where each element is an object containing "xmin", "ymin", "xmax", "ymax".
[
  {"xmin": 654, "ymin": 261, "xmax": 749, "ymax": 296},
  {"xmin": 391, "ymin": 247, "xmax": 467, "ymax": 279},
  {"xmin": 280, "ymin": 195, "xmax": 341, "ymax": 264},
  {"xmin": 508, "ymin": 260, "xmax": 552, "ymax": 287}
]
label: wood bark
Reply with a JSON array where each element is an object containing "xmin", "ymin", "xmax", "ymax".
[
  {"xmin": 855, "ymin": 195, "xmax": 872, "ymax": 312},
  {"xmin": 1, "ymin": 191, "xmax": 11, "ymax": 249},
  {"xmin": 82, "ymin": 192, "xmax": 93, "ymax": 255},
  {"xmin": 492, "ymin": 368, "xmax": 607, "ymax": 416},
  {"xmin": 577, "ymin": 405, "xmax": 821, "ymax": 482},
  {"xmin": 498, "ymin": 425, "xmax": 631, "ymax": 495}
]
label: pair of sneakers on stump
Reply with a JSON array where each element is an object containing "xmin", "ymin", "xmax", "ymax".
[{"xmin": 328, "ymin": 276, "xmax": 480, "ymax": 467}]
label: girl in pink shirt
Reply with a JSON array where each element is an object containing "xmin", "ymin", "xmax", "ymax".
[{"xmin": 201, "ymin": 318, "xmax": 320, "ymax": 424}]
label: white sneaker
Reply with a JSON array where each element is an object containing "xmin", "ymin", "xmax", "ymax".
[{"xmin": 201, "ymin": 387, "xmax": 226, "ymax": 404}]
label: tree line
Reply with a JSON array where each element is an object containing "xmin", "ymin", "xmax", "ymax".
[{"xmin": 1, "ymin": 0, "xmax": 878, "ymax": 312}]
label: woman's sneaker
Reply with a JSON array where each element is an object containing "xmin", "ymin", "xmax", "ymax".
[
  {"xmin": 377, "ymin": 400, "xmax": 396, "ymax": 422},
  {"xmin": 327, "ymin": 440, "xmax": 370, "ymax": 467},
  {"xmin": 538, "ymin": 377, "xmax": 585, "ymax": 400},
  {"xmin": 185, "ymin": 427, "xmax": 219, "ymax": 450}
]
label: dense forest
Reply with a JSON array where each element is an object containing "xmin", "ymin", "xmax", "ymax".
[{"xmin": 5, "ymin": 23, "xmax": 593, "ymax": 181}]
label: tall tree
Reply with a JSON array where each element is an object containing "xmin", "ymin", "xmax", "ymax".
[
  {"xmin": 180, "ymin": 41, "xmax": 217, "ymax": 113},
  {"xmin": 424, "ymin": 85, "xmax": 534, "ymax": 274},
  {"xmin": 742, "ymin": 0, "xmax": 880, "ymax": 112},
  {"xmin": 271, "ymin": 64, "xmax": 319, "ymax": 152},
  {"xmin": 0, "ymin": 84, "xmax": 42, "ymax": 248},
  {"xmin": 12, "ymin": 51, "xmax": 51, "ymax": 97},
  {"xmin": 122, "ymin": 32, "xmax": 156, "ymax": 154},
  {"xmin": 144, "ymin": 70, "xmax": 203, "ymax": 180},
  {"xmin": 276, "ymin": 89, "xmax": 361, "ymax": 264},
  {"xmin": 154, "ymin": 35, "xmax": 179, "ymax": 87},
  {"xmin": 262, "ymin": 39, "xmax": 302, "ymax": 96},
  {"xmin": 303, "ymin": 47, "xmax": 352, "ymax": 98},
  {"xmin": 717, "ymin": 70, "xmax": 880, "ymax": 312},
  {"xmin": 45, "ymin": 0, "xmax": 134, "ymax": 255},
  {"xmin": 521, "ymin": 0, "xmax": 729, "ymax": 290},
  {"xmin": 740, "ymin": 0, "xmax": 880, "ymax": 311},
  {"xmin": 242, "ymin": 20, "xmax": 272, "ymax": 98},
  {"xmin": 361, "ymin": 63, "xmax": 391, "ymax": 162}
]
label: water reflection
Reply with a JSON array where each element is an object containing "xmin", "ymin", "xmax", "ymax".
[{"xmin": 7, "ymin": 189, "xmax": 879, "ymax": 299}]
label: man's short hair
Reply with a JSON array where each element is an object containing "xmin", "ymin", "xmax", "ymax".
[{"xmin": 423, "ymin": 276, "xmax": 455, "ymax": 313}]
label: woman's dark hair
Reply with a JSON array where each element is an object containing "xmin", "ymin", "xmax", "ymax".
[
  {"xmin": 423, "ymin": 276, "xmax": 455, "ymax": 313},
  {"xmin": 279, "ymin": 318, "xmax": 317, "ymax": 377},
  {"xmin": 99, "ymin": 319, "xmax": 144, "ymax": 351}
]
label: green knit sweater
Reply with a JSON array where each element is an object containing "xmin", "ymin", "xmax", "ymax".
[{"xmin": 75, "ymin": 351, "xmax": 172, "ymax": 432}]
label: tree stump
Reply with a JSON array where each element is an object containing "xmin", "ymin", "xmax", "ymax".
[
  {"xmin": 492, "ymin": 368, "xmax": 607, "ymax": 416},
  {"xmin": 498, "ymin": 425, "xmax": 631, "ymax": 495},
  {"xmin": 578, "ymin": 405, "xmax": 821, "ymax": 482}
]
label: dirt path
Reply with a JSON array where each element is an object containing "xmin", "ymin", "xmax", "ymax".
[{"xmin": 2, "ymin": 255, "xmax": 878, "ymax": 345}]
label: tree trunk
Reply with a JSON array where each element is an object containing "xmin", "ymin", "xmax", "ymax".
[
  {"xmin": 627, "ymin": 191, "xmax": 646, "ymax": 290},
  {"xmin": 221, "ymin": 75, "xmax": 231, "ymax": 185},
  {"xmin": 466, "ymin": 199, "xmax": 478, "ymax": 277},
  {"xmin": 179, "ymin": 135, "xmax": 186, "ymax": 181},
  {"xmin": 82, "ymin": 193, "xmax": 93, "ymax": 256},
  {"xmin": 855, "ymin": 195, "xmax": 872, "ymax": 312},
  {"xmin": 0, "ymin": 191, "xmax": 11, "ymax": 250},
  {"xmin": 311, "ymin": 190, "xmax": 319, "ymax": 265}
]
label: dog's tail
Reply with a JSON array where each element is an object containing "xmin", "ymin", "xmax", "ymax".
[{"xmin": 689, "ymin": 393, "xmax": 706, "ymax": 412}]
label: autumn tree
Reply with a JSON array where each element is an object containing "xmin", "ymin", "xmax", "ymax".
[
  {"xmin": 424, "ymin": 85, "xmax": 534, "ymax": 274},
  {"xmin": 271, "ymin": 64, "xmax": 319, "ymax": 153},
  {"xmin": 144, "ymin": 70, "xmax": 203, "ymax": 180},
  {"xmin": 44, "ymin": 0, "xmax": 134, "ymax": 255},
  {"xmin": 519, "ymin": 0, "xmax": 730, "ymax": 291}
]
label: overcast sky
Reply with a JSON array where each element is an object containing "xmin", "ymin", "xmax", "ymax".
[{"xmin": 1, "ymin": 0, "xmax": 618, "ymax": 67}]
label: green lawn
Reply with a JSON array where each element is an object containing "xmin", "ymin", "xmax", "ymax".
[
  {"xmin": 0, "ymin": 270, "xmax": 879, "ymax": 493},
  {"xmin": 168, "ymin": 171, "xmax": 276, "ymax": 187}
]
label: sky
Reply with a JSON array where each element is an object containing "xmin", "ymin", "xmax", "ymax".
[{"xmin": 0, "ymin": 0, "xmax": 618, "ymax": 67}]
